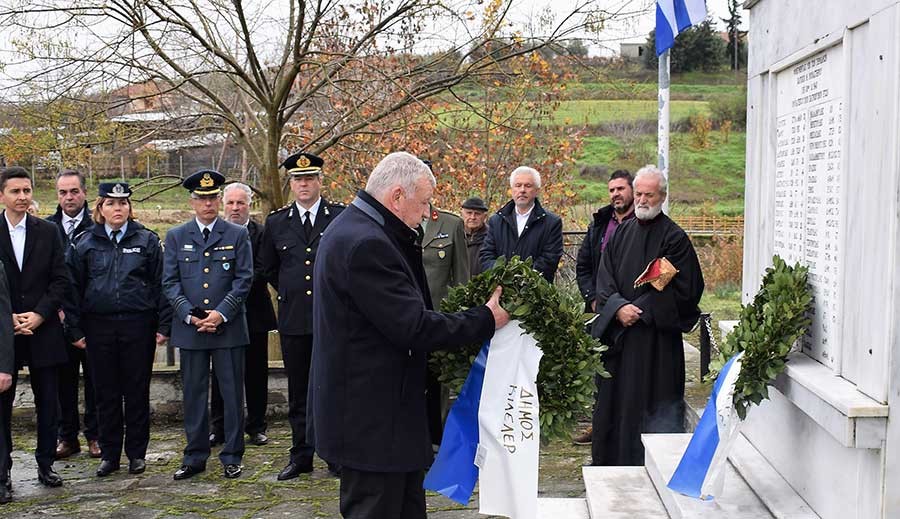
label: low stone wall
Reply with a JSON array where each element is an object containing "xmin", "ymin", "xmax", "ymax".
[{"xmin": 11, "ymin": 362, "xmax": 291, "ymax": 421}]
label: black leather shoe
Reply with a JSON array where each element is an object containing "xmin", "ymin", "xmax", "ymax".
[
  {"xmin": 128, "ymin": 459, "xmax": 146, "ymax": 474},
  {"xmin": 277, "ymin": 459, "xmax": 313, "ymax": 481},
  {"xmin": 0, "ymin": 484, "xmax": 10, "ymax": 504},
  {"xmin": 173, "ymin": 464, "xmax": 205, "ymax": 480},
  {"xmin": 247, "ymin": 432, "xmax": 268, "ymax": 446},
  {"xmin": 3, "ymin": 471, "xmax": 9, "ymax": 490},
  {"xmin": 96, "ymin": 459, "xmax": 120, "ymax": 477},
  {"xmin": 223, "ymin": 464, "xmax": 242, "ymax": 479},
  {"xmin": 209, "ymin": 432, "xmax": 224, "ymax": 446},
  {"xmin": 37, "ymin": 466, "xmax": 63, "ymax": 487}
]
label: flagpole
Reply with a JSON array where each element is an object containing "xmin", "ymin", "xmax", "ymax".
[{"xmin": 658, "ymin": 49, "xmax": 670, "ymax": 214}]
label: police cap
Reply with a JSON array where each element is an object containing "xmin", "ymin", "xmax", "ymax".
[
  {"xmin": 282, "ymin": 152, "xmax": 323, "ymax": 177},
  {"xmin": 183, "ymin": 169, "xmax": 225, "ymax": 196},
  {"xmin": 98, "ymin": 182, "xmax": 132, "ymax": 199}
]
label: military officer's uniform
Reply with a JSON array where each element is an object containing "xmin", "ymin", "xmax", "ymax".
[
  {"xmin": 420, "ymin": 162, "xmax": 471, "ymax": 450},
  {"xmin": 162, "ymin": 170, "xmax": 253, "ymax": 479},
  {"xmin": 260, "ymin": 152, "xmax": 344, "ymax": 478}
]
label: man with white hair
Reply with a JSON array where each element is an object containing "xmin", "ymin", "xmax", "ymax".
[
  {"xmin": 309, "ymin": 151, "xmax": 509, "ymax": 518},
  {"xmin": 590, "ymin": 165, "xmax": 704, "ymax": 466},
  {"xmin": 479, "ymin": 166, "xmax": 563, "ymax": 282}
]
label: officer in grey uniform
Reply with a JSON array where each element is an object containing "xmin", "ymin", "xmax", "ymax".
[{"xmin": 162, "ymin": 170, "xmax": 253, "ymax": 480}]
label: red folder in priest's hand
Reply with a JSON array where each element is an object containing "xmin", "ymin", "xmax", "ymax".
[{"xmin": 634, "ymin": 257, "xmax": 679, "ymax": 291}]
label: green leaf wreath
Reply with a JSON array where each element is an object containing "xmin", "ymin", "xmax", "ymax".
[
  {"xmin": 430, "ymin": 256, "xmax": 610, "ymax": 441},
  {"xmin": 708, "ymin": 255, "xmax": 813, "ymax": 420}
]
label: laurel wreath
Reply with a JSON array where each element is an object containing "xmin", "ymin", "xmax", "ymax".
[
  {"xmin": 429, "ymin": 255, "xmax": 610, "ymax": 441},
  {"xmin": 708, "ymin": 255, "xmax": 813, "ymax": 420}
]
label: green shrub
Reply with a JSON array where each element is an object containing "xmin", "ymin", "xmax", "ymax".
[{"xmin": 709, "ymin": 90, "xmax": 747, "ymax": 129}]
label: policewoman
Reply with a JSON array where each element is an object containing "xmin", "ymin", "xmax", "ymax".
[
  {"xmin": 162, "ymin": 170, "xmax": 252, "ymax": 481},
  {"xmin": 65, "ymin": 182, "xmax": 171, "ymax": 478}
]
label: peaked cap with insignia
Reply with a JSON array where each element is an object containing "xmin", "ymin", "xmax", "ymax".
[
  {"xmin": 282, "ymin": 152, "xmax": 324, "ymax": 177},
  {"xmin": 98, "ymin": 182, "xmax": 132, "ymax": 198},
  {"xmin": 183, "ymin": 169, "xmax": 226, "ymax": 196}
]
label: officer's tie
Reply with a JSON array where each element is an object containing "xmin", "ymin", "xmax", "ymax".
[
  {"xmin": 111, "ymin": 229, "xmax": 120, "ymax": 247},
  {"xmin": 302, "ymin": 211, "xmax": 313, "ymax": 240},
  {"xmin": 202, "ymin": 227, "xmax": 211, "ymax": 242}
]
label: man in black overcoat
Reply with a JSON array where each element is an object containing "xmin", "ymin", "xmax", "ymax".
[
  {"xmin": 0, "ymin": 167, "xmax": 71, "ymax": 490},
  {"xmin": 0, "ymin": 260, "xmax": 16, "ymax": 503},
  {"xmin": 309, "ymin": 151, "xmax": 509, "ymax": 518},
  {"xmin": 479, "ymin": 166, "xmax": 563, "ymax": 282},
  {"xmin": 260, "ymin": 151, "xmax": 344, "ymax": 480}
]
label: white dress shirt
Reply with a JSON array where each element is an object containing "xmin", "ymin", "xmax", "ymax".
[
  {"xmin": 62, "ymin": 209, "xmax": 84, "ymax": 237},
  {"xmin": 515, "ymin": 205, "xmax": 534, "ymax": 237},
  {"xmin": 5, "ymin": 212, "xmax": 26, "ymax": 271},
  {"xmin": 195, "ymin": 217, "xmax": 216, "ymax": 235},
  {"xmin": 295, "ymin": 198, "xmax": 322, "ymax": 227}
]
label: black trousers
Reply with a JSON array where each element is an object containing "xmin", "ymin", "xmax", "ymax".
[
  {"xmin": 57, "ymin": 342, "xmax": 98, "ymax": 443},
  {"xmin": 280, "ymin": 333, "xmax": 313, "ymax": 463},
  {"xmin": 0, "ymin": 365, "xmax": 59, "ymax": 472},
  {"xmin": 211, "ymin": 332, "xmax": 268, "ymax": 436},
  {"xmin": 339, "ymin": 467, "xmax": 426, "ymax": 519},
  {"xmin": 84, "ymin": 316, "xmax": 156, "ymax": 462},
  {"xmin": 180, "ymin": 347, "xmax": 245, "ymax": 467}
]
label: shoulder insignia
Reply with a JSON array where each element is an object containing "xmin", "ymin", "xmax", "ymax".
[{"xmin": 269, "ymin": 203, "xmax": 291, "ymax": 216}]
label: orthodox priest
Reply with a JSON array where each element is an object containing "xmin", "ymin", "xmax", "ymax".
[{"xmin": 590, "ymin": 165, "xmax": 704, "ymax": 466}]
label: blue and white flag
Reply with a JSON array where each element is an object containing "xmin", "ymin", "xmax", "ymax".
[
  {"xmin": 668, "ymin": 351, "xmax": 744, "ymax": 500},
  {"xmin": 656, "ymin": 0, "xmax": 708, "ymax": 55},
  {"xmin": 424, "ymin": 321, "xmax": 543, "ymax": 519}
]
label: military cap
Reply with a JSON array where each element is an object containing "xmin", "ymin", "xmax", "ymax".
[
  {"xmin": 183, "ymin": 169, "xmax": 225, "ymax": 196},
  {"xmin": 461, "ymin": 196, "xmax": 488, "ymax": 212},
  {"xmin": 98, "ymin": 182, "xmax": 132, "ymax": 199},
  {"xmin": 282, "ymin": 152, "xmax": 323, "ymax": 177}
]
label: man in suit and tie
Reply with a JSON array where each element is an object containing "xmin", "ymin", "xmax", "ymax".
[
  {"xmin": 260, "ymin": 151, "xmax": 344, "ymax": 480},
  {"xmin": 162, "ymin": 170, "xmax": 253, "ymax": 480},
  {"xmin": 209, "ymin": 182, "xmax": 277, "ymax": 447},
  {"xmin": 46, "ymin": 169, "xmax": 100, "ymax": 460},
  {"xmin": 0, "ymin": 167, "xmax": 70, "ymax": 491}
]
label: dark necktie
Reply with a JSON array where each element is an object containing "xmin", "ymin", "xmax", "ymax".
[
  {"xmin": 202, "ymin": 227, "xmax": 211, "ymax": 242},
  {"xmin": 111, "ymin": 229, "xmax": 120, "ymax": 246},
  {"xmin": 66, "ymin": 219, "xmax": 77, "ymax": 242},
  {"xmin": 303, "ymin": 212, "xmax": 313, "ymax": 239}
]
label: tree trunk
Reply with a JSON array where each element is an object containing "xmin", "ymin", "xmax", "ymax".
[{"xmin": 262, "ymin": 120, "xmax": 284, "ymax": 212}]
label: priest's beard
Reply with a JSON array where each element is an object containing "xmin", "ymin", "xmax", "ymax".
[{"xmin": 635, "ymin": 202, "xmax": 662, "ymax": 221}]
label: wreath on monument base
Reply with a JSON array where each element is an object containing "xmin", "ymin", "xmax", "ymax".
[
  {"xmin": 708, "ymin": 255, "xmax": 813, "ymax": 419},
  {"xmin": 430, "ymin": 256, "xmax": 610, "ymax": 442}
]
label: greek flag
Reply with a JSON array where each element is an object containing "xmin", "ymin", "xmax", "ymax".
[
  {"xmin": 668, "ymin": 351, "xmax": 744, "ymax": 500},
  {"xmin": 656, "ymin": 0, "xmax": 708, "ymax": 55},
  {"xmin": 424, "ymin": 321, "xmax": 542, "ymax": 518}
]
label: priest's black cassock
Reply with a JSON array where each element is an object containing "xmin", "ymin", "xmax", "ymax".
[{"xmin": 590, "ymin": 212, "xmax": 704, "ymax": 466}]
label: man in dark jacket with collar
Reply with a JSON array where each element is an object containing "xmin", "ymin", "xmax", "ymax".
[
  {"xmin": 479, "ymin": 166, "xmax": 564, "ymax": 282},
  {"xmin": 46, "ymin": 169, "xmax": 100, "ymax": 460},
  {"xmin": 260, "ymin": 151, "xmax": 344, "ymax": 480},
  {"xmin": 461, "ymin": 197, "xmax": 489, "ymax": 276},
  {"xmin": 310, "ymin": 151, "xmax": 509, "ymax": 519},
  {"xmin": 575, "ymin": 169, "xmax": 635, "ymax": 313}
]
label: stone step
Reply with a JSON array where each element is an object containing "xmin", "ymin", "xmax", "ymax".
[
  {"xmin": 728, "ymin": 434, "xmax": 819, "ymax": 518},
  {"xmin": 642, "ymin": 433, "xmax": 773, "ymax": 519},
  {"xmin": 582, "ymin": 466, "xmax": 669, "ymax": 518},
  {"xmin": 537, "ymin": 497, "xmax": 590, "ymax": 519}
]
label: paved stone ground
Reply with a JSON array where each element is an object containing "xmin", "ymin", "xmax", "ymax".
[{"xmin": 2, "ymin": 419, "xmax": 592, "ymax": 518}]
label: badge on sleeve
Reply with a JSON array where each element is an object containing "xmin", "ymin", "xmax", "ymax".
[
  {"xmin": 438, "ymin": 250, "xmax": 446, "ymax": 259},
  {"xmin": 223, "ymin": 262, "xmax": 231, "ymax": 271}
]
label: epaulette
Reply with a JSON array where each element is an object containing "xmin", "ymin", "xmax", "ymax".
[
  {"xmin": 72, "ymin": 229, "xmax": 90, "ymax": 244},
  {"xmin": 329, "ymin": 201, "xmax": 346, "ymax": 208},
  {"xmin": 435, "ymin": 208, "xmax": 460, "ymax": 219},
  {"xmin": 269, "ymin": 203, "xmax": 292, "ymax": 216}
]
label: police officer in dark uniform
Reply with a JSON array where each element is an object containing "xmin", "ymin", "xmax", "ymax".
[
  {"xmin": 65, "ymin": 182, "xmax": 172, "ymax": 477},
  {"xmin": 162, "ymin": 170, "xmax": 253, "ymax": 480},
  {"xmin": 260, "ymin": 151, "xmax": 344, "ymax": 480}
]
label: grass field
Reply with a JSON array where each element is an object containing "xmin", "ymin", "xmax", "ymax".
[
  {"xmin": 562, "ymin": 82, "xmax": 742, "ymax": 101},
  {"xmin": 439, "ymin": 99, "xmax": 710, "ymax": 128},
  {"xmin": 570, "ymin": 130, "xmax": 746, "ymax": 216}
]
